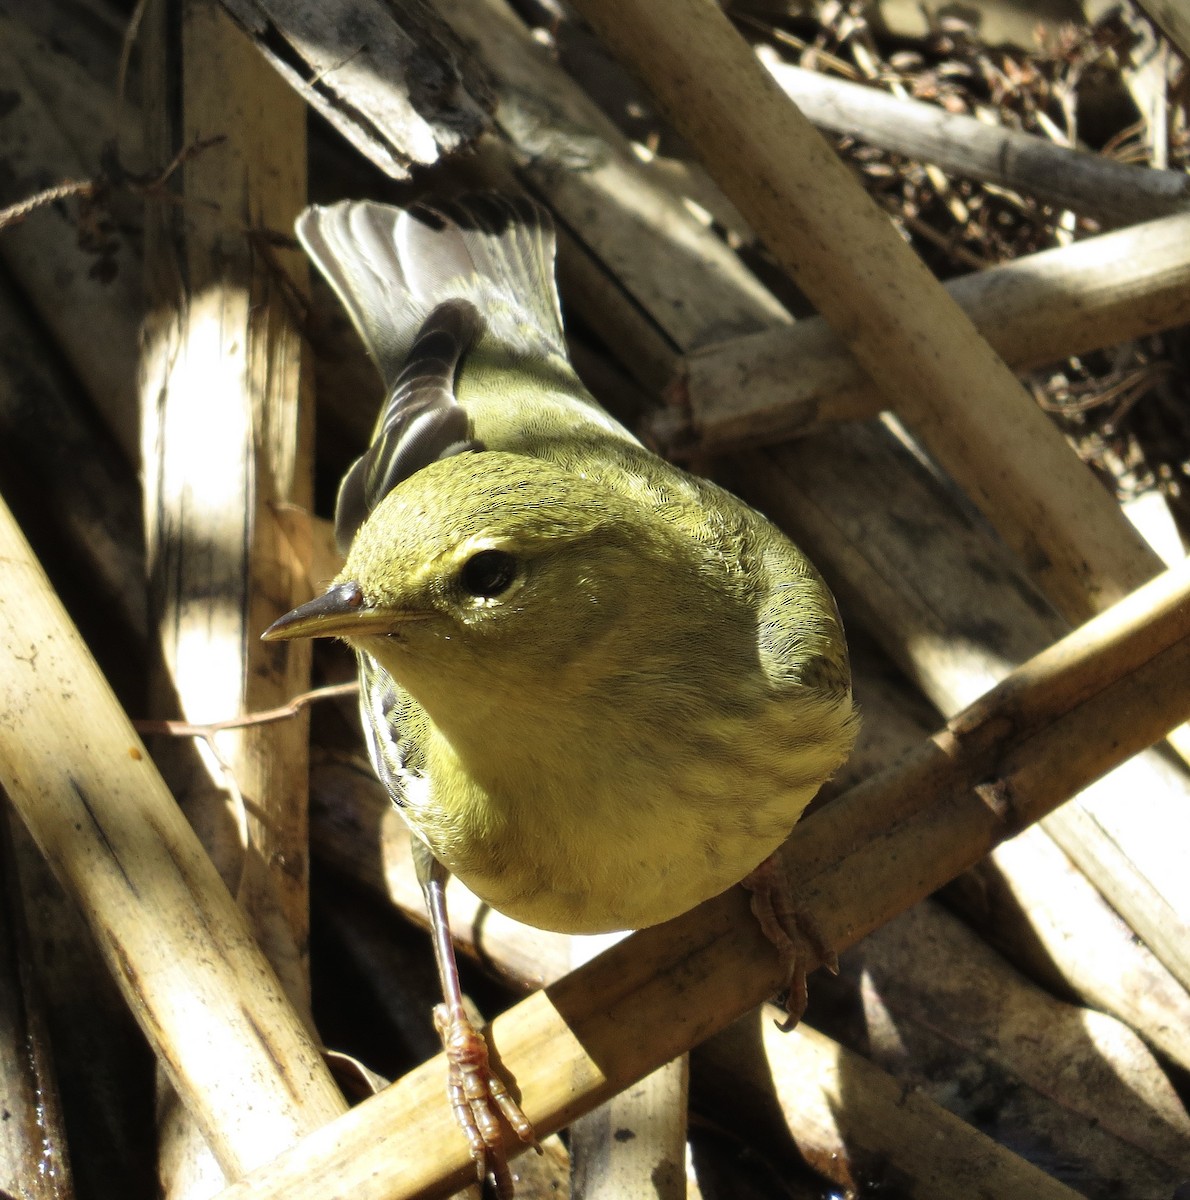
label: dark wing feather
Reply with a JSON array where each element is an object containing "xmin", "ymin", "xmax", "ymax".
[
  {"xmin": 334, "ymin": 299, "xmax": 484, "ymax": 551},
  {"xmin": 298, "ymin": 193, "xmax": 576, "ymax": 550}
]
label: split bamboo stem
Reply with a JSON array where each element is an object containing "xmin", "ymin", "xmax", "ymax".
[
  {"xmin": 756, "ymin": 49, "xmax": 1190, "ymax": 225},
  {"xmin": 565, "ymin": 0, "xmax": 1167, "ymax": 627},
  {"xmin": 211, "ymin": 558, "xmax": 1190, "ymax": 1200},
  {"xmin": 139, "ymin": 3, "xmax": 317, "ymax": 1186},
  {"xmin": 216, "ymin": 0, "xmax": 493, "ymax": 180},
  {"xmin": 140, "ymin": 0, "xmax": 314, "ymax": 1002},
  {"xmin": 0, "ymin": 493, "xmax": 347, "ymax": 1176},
  {"xmin": 667, "ymin": 208, "xmax": 1190, "ymax": 452}
]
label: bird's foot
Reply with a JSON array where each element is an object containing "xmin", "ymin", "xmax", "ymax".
[
  {"xmin": 434, "ymin": 1002, "xmax": 540, "ymax": 1198},
  {"xmin": 741, "ymin": 854, "xmax": 838, "ymax": 1029}
]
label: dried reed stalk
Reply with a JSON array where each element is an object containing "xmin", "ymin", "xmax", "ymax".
[
  {"xmin": 757, "ymin": 50, "xmax": 1190, "ymax": 225},
  {"xmin": 822, "ymin": 900, "xmax": 1190, "ymax": 1184},
  {"xmin": 138, "ymin": 1, "xmax": 319, "ymax": 1186},
  {"xmin": 569, "ymin": 1057, "xmax": 687, "ymax": 1199},
  {"xmin": 439, "ymin": 0, "xmax": 788, "ymax": 351},
  {"xmin": 670, "ymin": 209, "xmax": 1190, "ymax": 451},
  {"xmin": 0, "ymin": 493, "xmax": 346, "ymax": 1176},
  {"xmin": 217, "ymin": 0, "xmax": 493, "ymax": 179},
  {"xmin": 140, "ymin": 0, "xmax": 314, "ymax": 1002}
]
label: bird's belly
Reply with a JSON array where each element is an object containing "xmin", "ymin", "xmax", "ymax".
[{"xmin": 408, "ymin": 753, "xmax": 823, "ymax": 935}]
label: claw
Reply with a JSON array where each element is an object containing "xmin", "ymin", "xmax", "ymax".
[
  {"xmin": 742, "ymin": 854, "xmax": 837, "ymax": 1028},
  {"xmin": 434, "ymin": 1002, "xmax": 540, "ymax": 1198}
]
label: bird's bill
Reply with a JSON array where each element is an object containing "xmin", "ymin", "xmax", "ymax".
[{"xmin": 261, "ymin": 581, "xmax": 421, "ymax": 641}]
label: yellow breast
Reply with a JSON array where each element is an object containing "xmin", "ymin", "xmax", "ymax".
[{"xmin": 401, "ymin": 692, "xmax": 856, "ymax": 934}]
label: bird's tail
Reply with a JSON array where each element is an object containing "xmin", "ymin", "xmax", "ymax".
[{"xmin": 296, "ymin": 194, "xmax": 572, "ymax": 389}]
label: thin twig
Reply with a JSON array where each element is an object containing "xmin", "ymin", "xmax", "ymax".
[
  {"xmin": 0, "ymin": 180, "xmax": 97, "ymax": 231},
  {"xmin": 133, "ymin": 681, "xmax": 359, "ymax": 739},
  {"xmin": 0, "ymin": 132, "xmax": 227, "ymax": 236},
  {"xmin": 135, "ymin": 680, "xmax": 360, "ymax": 896}
]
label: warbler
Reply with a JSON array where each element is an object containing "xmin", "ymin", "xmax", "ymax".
[{"xmin": 265, "ymin": 194, "xmax": 857, "ymax": 1194}]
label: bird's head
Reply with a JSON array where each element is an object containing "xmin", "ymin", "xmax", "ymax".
[{"xmin": 263, "ymin": 452, "xmax": 686, "ymax": 716}]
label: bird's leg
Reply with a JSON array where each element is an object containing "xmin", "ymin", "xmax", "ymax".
[
  {"xmin": 414, "ymin": 840, "xmax": 539, "ymax": 1197},
  {"xmin": 741, "ymin": 852, "xmax": 839, "ymax": 1030}
]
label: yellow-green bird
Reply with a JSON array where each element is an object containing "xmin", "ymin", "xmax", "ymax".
[{"xmin": 265, "ymin": 194, "xmax": 858, "ymax": 1194}]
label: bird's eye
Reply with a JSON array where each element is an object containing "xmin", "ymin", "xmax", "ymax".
[{"xmin": 458, "ymin": 549, "xmax": 518, "ymax": 599}]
